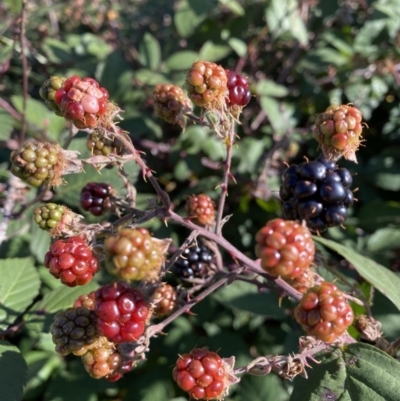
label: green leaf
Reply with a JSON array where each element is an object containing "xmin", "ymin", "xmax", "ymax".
[
  {"xmin": 292, "ymin": 343, "xmax": 400, "ymax": 401},
  {"xmin": 256, "ymin": 79, "xmax": 289, "ymax": 97},
  {"xmin": 0, "ymin": 109, "xmax": 15, "ymax": 140},
  {"xmin": 199, "ymin": 41, "xmax": 232, "ymax": 62},
  {"xmin": 237, "ymin": 374, "xmax": 288, "ymax": 401},
  {"xmin": 41, "ymin": 38, "xmax": 73, "ymax": 64},
  {"xmin": 174, "ymin": 0, "xmax": 205, "ymax": 38},
  {"xmin": 0, "ymin": 258, "xmax": 40, "ymax": 331},
  {"xmin": 367, "ymin": 228, "xmax": 400, "ymax": 252},
  {"xmin": 213, "ymin": 280, "xmax": 286, "ymax": 319},
  {"xmin": 29, "ymin": 219, "xmax": 51, "ymax": 263},
  {"xmin": 0, "ymin": 341, "xmax": 27, "ymax": 401},
  {"xmin": 314, "ymin": 236, "xmax": 400, "ymax": 311},
  {"xmin": 228, "ymin": 38, "xmax": 247, "ymax": 57},
  {"xmin": 265, "ymin": 0, "xmax": 309, "ymax": 45},
  {"xmin": 10, "ymin": 96, "xmax": 65, "ymax": 140},
  {"xmin": 219, "ymin": 0, "xmax": 245, "ymax": 15},
  {"xmin": 165, "ymin": 51, "xmax": 199, "ymax": 71},
  {"xmin": 139, "ymin": 33, "xmax": 161, "ymax": 70}
]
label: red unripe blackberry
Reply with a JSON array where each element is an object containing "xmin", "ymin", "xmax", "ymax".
[
  {"xmin": 173, "ymin": 348, "xmax": 227, "ymax": 400},
  {"xmin": 51, "ymin": 307, "xmax": 98, "ymax": 356},
  {"xmin": 81, "ymin": 338, "xmax": 122, "ymax": 379},
  {"xmin": 280, "ymin": 157, "xmax": 354, "ymax": 232},
  {"xmin": 186, "ymin": 61, "xmax": 228, "ymax": 108},
  {"xmin": 225, "ymin": 70, "xmax": 251, "ymax": 107},
  {"xmin": 173, "ymin": 243, "xmax": 213, "ymax": 281},
  {"xmin": 52, "ymin": 75, "xmax": 109, "ymax": 129},
  {"xmin": 94, "ymin": 282, "xmax": 150, "ymax": 343},
  {"xmin": 255, "ymin": 219, "xmax": 315, "ymax": 279},
  {"xmin": 153, "ymin": 83, "xmax": 192, "ymax": 127},
  {"xmin": 313, "ymin": 104, "xmax": 364, "ymax": 162},
  {"xmin": 153, "ymin": 283, "xmax": 177, "ymax": 317},
  {"xmin": 10, "ymin": 141, "xmax": 64, "ymax": 187},
  {"xmin": 74, "ymin": 291, "xmax": 96, "ymax": 310},
  {"xmin": 294, "ymin": 281, "xmax": 354, "ymax": 342},
  {"xmin": 104, "ymin": 228, "xmax": 170, "ymax": 282},
  {"xmin": 185, "ymin": 194, "xmax": 216, "ymax": 226},
  {"xmin": 39, "ymin": 76, "xmax": 67, "ymax": 115},
  {"xmin": 80, "ymin": 182, "xmax": 113, "ymax": 216},
  {"xmin": 44, "ymin": 236, "xmax": 99, "ymax": 287}
]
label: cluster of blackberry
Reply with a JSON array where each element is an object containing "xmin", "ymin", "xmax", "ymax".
[{"xmin": 280, "ymin": 157, "xmax": 353, "ymax": 232}]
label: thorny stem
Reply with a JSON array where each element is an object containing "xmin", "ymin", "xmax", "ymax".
[
  {"xmin": 215, "ymin": 121, "xmax": 236, "ymax": 236},
  {"xmin": 19, "ymin": 0, "xmax": 29, "ymax": 144},
  {"xmin": 147, "ymin": 273, "xmax": 234, "ymax": 337}
]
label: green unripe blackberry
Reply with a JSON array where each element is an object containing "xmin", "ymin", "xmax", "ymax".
[
  {"xmin": 51, "ymin": 307, "xmax": 98, "ymax": 356},
  {"xmin": 34, "ymin": 203, "xmax": 67, "ymax": 230},
  {"xmin": 10, "ymin": 141, "xmax": 64, "ymax": 187},
  {"xmin": 39, "ymin": 76, "xmax": 67, "ymax": 116}
]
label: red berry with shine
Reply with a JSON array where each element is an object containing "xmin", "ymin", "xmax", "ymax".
[
  {"xmin": 294, "ymin": 281, "xmax": 354, "ymax": 342},
  {"xmin": 44, "ymin": 236, "xmax": 99, "ymax": 287},
  {"xmin": 173, "ymin": 348, "xmax": 227, "ymax": 400},
  {"xmin": 94, "ymin": 282, "xmax": 150, "ymax": 343},
  {"xmin": 225, "ymin": 70, "xmax": 251, "ymax": 107}
]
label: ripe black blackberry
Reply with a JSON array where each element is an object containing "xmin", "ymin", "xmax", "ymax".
[
  {"xmin": 280, "ymin": 157, "xmax": 354, "ymax": 232},
  {"xmin": 173, "ymin": 243, "xmax": 213, "ymax": 280}
]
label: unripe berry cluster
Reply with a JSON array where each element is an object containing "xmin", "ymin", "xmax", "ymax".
[
  {"xmin": 10, "ymin": 141, "xmax": 63, "ymax": 187},
  {"xmin": 186, "ymin": 61, "xmax": 228, "ymax": 108},
  {"xmin": 313, "ymin": 104, "xmax": 363, "ymax": 162},
  {"xmin": 173, "ymin": 348, "xmax": 227, "ymax": 400},
  {"xmin": 153, "ymin": 83, "xmax": 192, "ymax": 127},
  {"xmin": 255, "ymin": 219, "xmax": 315, "ymax": 279},
  {"xmin": 225, "ymin": 70, "xmax": 251, "ymax": 107},
  {"xmin": 94, "ymin": 281, "xmax": 150, "ymax": 343},
  {"xmin": 294, "ymin": 282, "xmax": 354, "ymax": 342},
  {"xmin": 185, "ymin": 194, "xmax": 216, "ymax": 226},
  {"xmin": 104, "ymin": 228, "xmax": 168, "ymax": 282},
  {"xmin": 52, "ymin": 76, "xmax": 109, "ymax": 129},
  {"xmin": 39, "ymin": 76, "xmax": 67, "ymax": 115},
  {"xmin": 153, "ymin": 283, "xmax": 177, "ymax": 317},
  {"xmin": 44, "ymin": 236, "xmax": 99, "ymax": 286}
]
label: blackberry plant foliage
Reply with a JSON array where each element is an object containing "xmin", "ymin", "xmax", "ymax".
[{"xmin": 1, "ymin": 1, "xmax": 400, "ymax": 401}]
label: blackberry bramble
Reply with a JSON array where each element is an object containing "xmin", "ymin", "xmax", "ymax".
[{"xmin": 280, "ymin": 157, "xmax": 354, "ymax": 232}]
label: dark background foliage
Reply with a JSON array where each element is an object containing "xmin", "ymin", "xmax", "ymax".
[{"xmin": 1, "ymin": 0, "xmax": 400, "ymax": 400}]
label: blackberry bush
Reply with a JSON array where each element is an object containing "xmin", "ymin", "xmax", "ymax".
[{"xmin": 280, "ymin": 157, "xmax": 354, "ymax": 232}]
